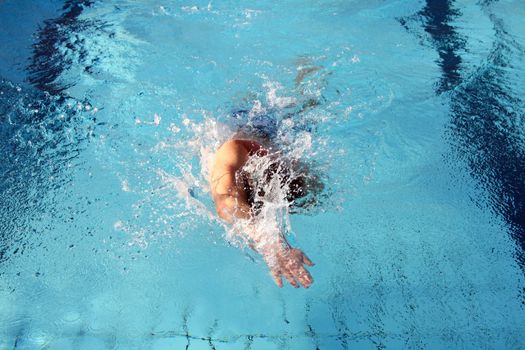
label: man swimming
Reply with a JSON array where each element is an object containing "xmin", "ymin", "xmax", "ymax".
[
  {"xmin": 209, "ymin": 138, "xmax": 315, "ymax": 288},
  {"xmin": 209, "ymin": 62, "xmax": 323, "ymax": 288}
]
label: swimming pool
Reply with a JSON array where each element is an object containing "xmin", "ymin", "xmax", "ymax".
[{"xmin": 1, "ymin": 0, "xmax": 524, "ymax": 348}]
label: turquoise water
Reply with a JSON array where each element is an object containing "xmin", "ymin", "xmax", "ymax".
[{"xmin": 1, "ymin": 0, "xmax": 525, "ymax": 349}]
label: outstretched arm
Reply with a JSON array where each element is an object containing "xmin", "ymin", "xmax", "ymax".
[{"xmin": 210, "ymin": 140, "xmax": 314, "ymax": 288}]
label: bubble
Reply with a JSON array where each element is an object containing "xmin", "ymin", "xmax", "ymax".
[
  {"xmin": 169, "ymin": 123, "xmax": 181, "ymax": 133},
  {"xmin": 62, "ymin": 311, "xmax": 81, "ymax": 323},
  {"xmin": 121, "ymin": 179, "xmax": 130, "ymax": 192},
  {"xmin": 154, "ymin": 113, "xmax": 161, "ymax": 125},
  {"xmin": 113, "ymin": 220, "xmax": 124, "ymax": 230}
]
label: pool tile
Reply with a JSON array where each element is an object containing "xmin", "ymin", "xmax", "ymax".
[{"xmin": 150, "ymin": 336, "xmax": 190, "ymax": 350}]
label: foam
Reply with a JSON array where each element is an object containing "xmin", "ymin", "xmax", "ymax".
[{"xmin": 163, "ymin": 101, "xmax": 318, "ymax": 258}]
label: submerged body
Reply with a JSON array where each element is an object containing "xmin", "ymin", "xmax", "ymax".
[{"xmin": 210, "ymin": 139, "xmax": 314, "ymax": 288}]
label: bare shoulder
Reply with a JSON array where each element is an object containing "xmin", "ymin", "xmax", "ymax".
[
  {"xmin": 214, "ymin": 139, "xmax": 265, "ymax": 166},
  {"xmin": 211, "ymin": 140, "xmax": 254, "ymax": 180},
  {"xmin": 217, "ymin": 139, "xmax": 262, "ymax": 154}
]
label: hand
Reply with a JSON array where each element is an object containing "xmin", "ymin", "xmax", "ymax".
[{"xmin": 263, "ymin": 246, "xmax": 315, "ymax": 288}]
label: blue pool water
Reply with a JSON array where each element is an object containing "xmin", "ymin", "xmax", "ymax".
[{"xmin": 1, "ymin": 0, "xmax": 525, "ymax": 349}]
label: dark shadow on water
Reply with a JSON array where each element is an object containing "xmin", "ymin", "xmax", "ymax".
[
  {"xmin": 400, "ymin": 0, "xmax": 525, "ymax": 266},
  {"xmin": 418, "ymin": 0, "xmax": 465, "ymax": 93},
  {"xmin": 28, "ymin": 0, "xmax": 98, "ymax": 95},
  {"xmin": 0, "ymin": 2, "xmax": 101, "ymax": 267}
]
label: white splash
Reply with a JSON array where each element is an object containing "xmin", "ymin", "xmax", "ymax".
[
  {"xmin": 121, "ymin": 179, "xmax": 130, "ymax": 192},
  {"xmin": 154, "ymin": 113, "xmax": 161, "ymax": 125},
  {"xmin": 264, "ymin": 81, "xmax": 297, "ymax": 109}
]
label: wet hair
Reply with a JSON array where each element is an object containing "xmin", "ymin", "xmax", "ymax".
[
  {"xmin": 279, "ymin": 163, "xmax": 324, "ymax": 213},
  {"xmin": 245, "ymin": 158, "xmax": 324, "ymax": 214}
]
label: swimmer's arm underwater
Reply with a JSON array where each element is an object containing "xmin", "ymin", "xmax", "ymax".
[{"xmin": 210, "ymin": 140, "xmax": 314, "ymax": 288}]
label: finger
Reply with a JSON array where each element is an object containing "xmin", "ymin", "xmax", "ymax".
[
  {"xmin": 282, "ymin": 268, "xmax": 299, "ymax": 288},
  {"xmin": 296, "ymin": 267, "xmax": 314, "ymax": 288},
  {"xmin": 302, "ymin": 253, "xmax": 315, "ymax": 266},
  {"xmin": 271, "ymin": 269, "xmax": 283, "ymax": 288}
]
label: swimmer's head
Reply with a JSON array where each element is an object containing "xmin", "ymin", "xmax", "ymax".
[{"xmin": 262, "ymin": 159, "xmax": 324, "ymax": 213}]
